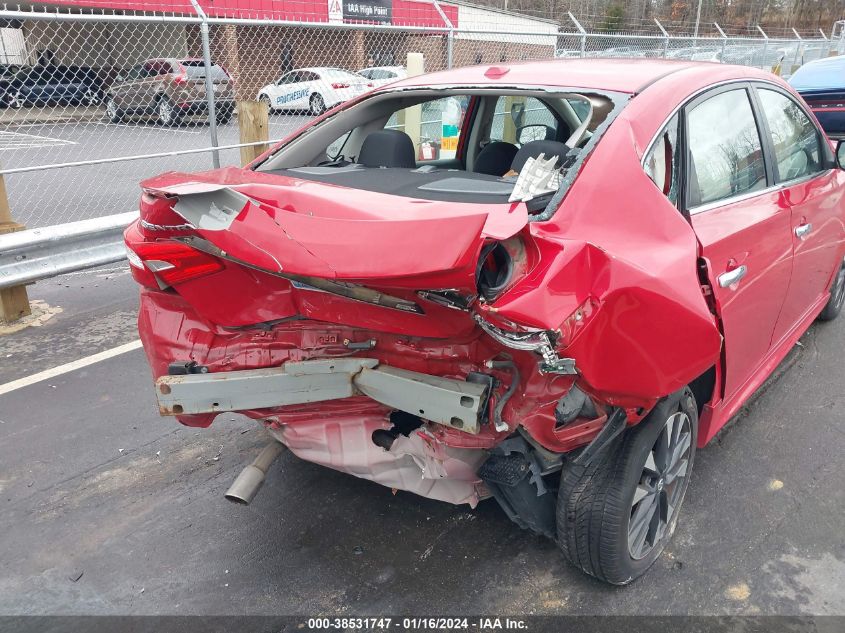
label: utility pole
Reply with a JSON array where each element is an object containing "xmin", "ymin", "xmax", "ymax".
[{"xmin": 694, "ymin": 0, "xmax": 703, "ymax": 38}]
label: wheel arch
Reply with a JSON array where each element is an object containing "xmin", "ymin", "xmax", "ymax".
[{"xmin": 688, "ymin": 365, "xmax": 717, "ymax": 415}]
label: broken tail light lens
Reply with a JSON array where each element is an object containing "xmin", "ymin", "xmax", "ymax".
[{"xmin": 126, "ymin": 240, "xmax": 224, "ymax": 289}]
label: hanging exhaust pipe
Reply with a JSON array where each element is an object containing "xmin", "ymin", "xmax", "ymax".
[{"xmin": 225, "ymin": 440, "xmax": 285, "ymax": 505}]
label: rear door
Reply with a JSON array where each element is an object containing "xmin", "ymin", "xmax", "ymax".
[
  {"xmin": 272, "ymin": 71, "xmax": 307, "ymax": 110},
  {"xmin": 753, "ymin": 84, "xmax": 845, "ymax": 341},
  {"xmin": 685, "ymin": 84, "xmax": 794, "ymax": 402}
]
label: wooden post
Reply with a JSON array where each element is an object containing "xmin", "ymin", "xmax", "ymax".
[
  {"xmin": 238, "ymin": 101, "xmax": 269, "ymax": 167},
  {"xmin": 0, "ymin": 168, "xmax": 31, "ymax": 324}
]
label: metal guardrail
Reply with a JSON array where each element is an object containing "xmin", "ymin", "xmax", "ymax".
[{"xmin": 0, "ymin": 211, "xmax": 137, "ymax": 289}]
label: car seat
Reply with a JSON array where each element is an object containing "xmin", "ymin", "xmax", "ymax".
[
  {"xmin": 474, "ymin": 141, "xmax": 518, "ymax": 176},
  {"xmin": 358, "ymin": 129, "xmax": 417, "ymax": 168}
]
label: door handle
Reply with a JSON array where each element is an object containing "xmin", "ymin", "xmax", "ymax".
[
  {"xmin": 718, "ymin": 265, "xmax": 748, "ymax": 289},
  {"xmin": 795, "ymin": 223, "xmax": 812, "ymax": 240}
]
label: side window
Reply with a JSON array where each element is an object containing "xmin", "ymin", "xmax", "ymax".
[
  {"xmin": 358, "ymin": 70, "xmax": 373, "ymax": 79},
  {"xmin": 490, "ymin": 96, "xmax": 561, "ymax": 145},
  {"xmin": 756, "ymin": 88, "xmax": 823, "ymax": 182},
  {"xmin": 277, "ymin": 72, "xmax": 295, "ymax": 85},
  {"xmin": 686, "ymin": 88, "xmax": 767, "ymax": 207},
  {"xmin": 644, "ymin": 114, "xmax": 681, "ymax": 207},
  {"xmin": 385, "ymin": 96, "xmax": 469, "ymax": 160}
]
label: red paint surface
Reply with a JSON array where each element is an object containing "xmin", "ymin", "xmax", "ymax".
[{"xmin": 128, "ymin": 59, "xmax": 845, "ymax": 459}]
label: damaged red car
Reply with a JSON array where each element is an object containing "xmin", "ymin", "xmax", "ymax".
[{"xmin": 125, "ymin": 59, "xmax": 845, "ymax": 585}]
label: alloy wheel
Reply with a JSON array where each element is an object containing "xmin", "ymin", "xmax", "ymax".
[
  {"xmin": 158, "ymin": 99, "xmax": 173, "ymax": 125},
  {"xmin": 627, "ymin": 410, "xmax": 692, "ymax": 560},
  {"xmin": 82, "ymin": 87, "xmax": 100, "ymax": 106},
  {"xmin": 7, "ymin": 90, "xmax": 23, "ymax": 109}
]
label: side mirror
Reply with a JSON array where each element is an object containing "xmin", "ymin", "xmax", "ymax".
[{"xmin": 836, "ymin": 140, "xmax": 845, "ymax": 169}]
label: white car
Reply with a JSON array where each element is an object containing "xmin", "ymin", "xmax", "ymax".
[
  {"xmin": 258, "ymin": 67, "xmax": 371, "ymax": 116},
  {"xmin": 356, "ymin": 66, "xmax": 407, "ymax": 88}
]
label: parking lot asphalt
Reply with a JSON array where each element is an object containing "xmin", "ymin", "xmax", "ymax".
[
  {"xmin": 0, "ymin": 268, "xmax": 843, "ymax": 617},
  {"xmin": 0, "ymin": 112, "xmax": 311, "ymax": 228}
]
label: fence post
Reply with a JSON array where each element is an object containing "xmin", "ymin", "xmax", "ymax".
[
  {"xmin": 714, "ymin": 22, "xmax": 727, "ymax": 63},
  {"xmin": 190, "ymin": 0, "xmax": 220, "ymax": 169},
  {"xmin": 239, "ymin": 101, "xmax": 269, "ymax": 167},
  {"xmin": 430, "ymin": 0, "xmax": 454, "ymax": 69},
  {"xmin": 756, "ymin": 25, "xmax": 771, "ymax": 72},
  {"xmin": 0, "ymin": 169, "xmax": 31, "ymax": 323},
  {"xmin": 655, "ymin": 18, "xmax": 669, "ymax": 58},
  {"xmin": 568, "ymin": 12, "xmax": 586, "ymax": 58},
  {"xmin": 791, "ymin": 28, "xmax": 802, "ymax": 73}
]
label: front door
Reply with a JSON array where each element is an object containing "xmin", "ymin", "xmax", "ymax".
[{"xmin": 686, "ymin": 85, "xmax": 794, "ymax": 402}]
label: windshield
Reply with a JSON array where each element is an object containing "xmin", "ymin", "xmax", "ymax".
[
  {"xmin": 179, "ymin": 61, "xmax": 229, "ymax": 80},
  {"xmin": 789, "ymin": 59, "xmax": 845, "ymax": 91},
  {"xmin": 324, "ymin": 68, "xmax": 365, "ymax": 81}
]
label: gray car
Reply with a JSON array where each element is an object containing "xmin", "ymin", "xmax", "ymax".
[{"xmin": 106, "ymin": 58, "xmax": 234, "ymax": 125}]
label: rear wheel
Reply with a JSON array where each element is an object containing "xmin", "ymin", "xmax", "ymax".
[
  {"xmin": 309, "ymin": 93, "xmax": 325, "ymax": 116},
  {"xmin": 105, "ymin": 97, "xmax": 124, "ymax": 123},
  {"xmin": 259, "ymin": 94, "xmax": 273, "ymax": 113},
  {"xmin": 81, "ymin": 86, "xmax": 101, "ymax": 106},
  {"xmin": 557, "ymin": 388, "xmax": 697, "ymax": 585},
  {"xmin": 157, "ymin": 96, "xmax": 181, "ymax": 126},
  {"xmin": 5, "ymin": 89, "xmax": 24, "ymax": 109},
  {"xmin": 818, "ymin": 257, "xmax": 845, "ymax": 322}
]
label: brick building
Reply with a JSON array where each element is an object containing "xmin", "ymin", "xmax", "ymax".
[{"xmin": 3, "ymin": 0, "xmax": 559, "ymax": 99}]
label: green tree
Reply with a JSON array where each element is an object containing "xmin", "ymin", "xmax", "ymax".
[{"xmin": 599, "ymin": 3, "xmax": 625, "ymax": 31}]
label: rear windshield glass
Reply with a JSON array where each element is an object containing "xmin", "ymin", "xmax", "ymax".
[
  {"xmin": 324, "ymin": 68, "xmax": 365, "ymax": 81},
  {"xmin": 789, "ymin": 58, "xmax": 845, "ymax": 91},
  {"xmin": 179, "ymin": 61, "xmax": 229, "ymax": 80}
]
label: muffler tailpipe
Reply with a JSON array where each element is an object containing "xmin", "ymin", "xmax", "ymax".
[{"xmin": 225, "ymin": 440, "xmax": 285, "ymax": 505}]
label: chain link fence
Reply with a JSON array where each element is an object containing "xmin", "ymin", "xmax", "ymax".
[{"xmin": 0, "ymin": 4, "xmax": 841, "ymax": 229}]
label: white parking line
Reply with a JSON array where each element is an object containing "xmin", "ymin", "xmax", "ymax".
[
  {"xmin": 93, "ymin": 121, "xmax": 205, "ymax": 134},
  {"xmin": 0, "ymin": 339, "xmax": 143, "ymax": 396},
  {"xmin": 0, "ymin": 130, "xmax": 76, "ymax": 150}
]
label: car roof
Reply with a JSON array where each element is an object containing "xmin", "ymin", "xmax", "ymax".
[{"xmin": 387, "ymin": 58, "xmax": 775, "ymax": 95}]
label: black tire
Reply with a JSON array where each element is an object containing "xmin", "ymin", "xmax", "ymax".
[
  {"xmin": 309, "ymin": 93, "xmax": 325, "ymax": 116},
  {"xmin": 557, "ymin": 388, "xmax": 697, "ymax": 585},
  {"xmin": 105, "ymin": 97, "xmax": 124, "ymax": 123},
  {"xmin": 157, "ymin": 96, "xmax": 181, "ymax": 126},
  {"xmin": 5, "ymin": 89, "xmax": 24, "ymax": 109},
  {"xmin": 215, "ymin": 107, "xmax": 234, "ymax": 125},
  {"xmin": 817, "ymin": 257, "xmax": 845, "ymax": 322},
  {"xmin": 259, "ymin": 94, "xmax": 273, "ymax": 114},
  {"xmin": 80, "ymin": 86, "xmax": 101, "ymax": 106}
]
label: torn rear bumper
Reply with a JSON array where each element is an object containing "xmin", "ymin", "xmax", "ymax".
[{"xmin": 156, "ymin": 358, "xmax": 490, "ymax": 434}]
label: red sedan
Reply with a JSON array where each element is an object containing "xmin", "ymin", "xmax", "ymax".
[{"xmin": 125, "ymin": 59, "xmax": 845, "ymax": 584}]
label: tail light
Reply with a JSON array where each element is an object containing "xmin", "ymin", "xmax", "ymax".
[
  {"xmin": 331, "ymin": 82, "xmax": 350, "ymax": 89},
  {"xmin": 367, "ymin": 82, "xmax": 374, "ymax": 87},
  {"xmin": 173, "ymin": 73, "xmax": 187, "ymax": 85},
  {"xmin": 126, "ymin": 238, "xmax": 224, "ymax": 289}
]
